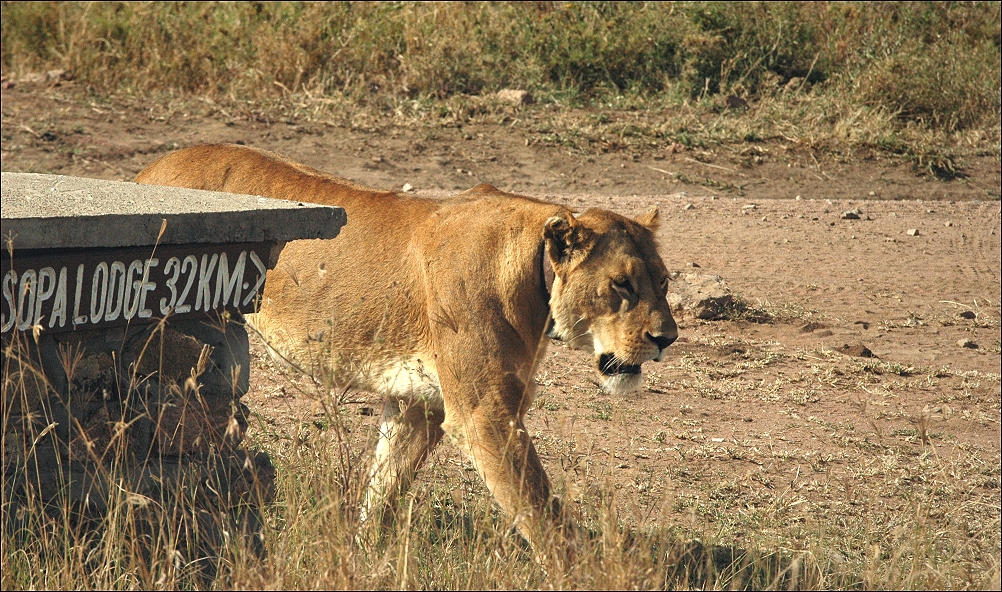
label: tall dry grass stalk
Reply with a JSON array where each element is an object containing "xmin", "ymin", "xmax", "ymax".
[{"xmin": 2, "ymin": 316, "xmax": 268, "ymax": 589}]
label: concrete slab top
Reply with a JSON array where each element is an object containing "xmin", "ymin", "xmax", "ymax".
[{"xmin": 1, "ymin": 172, "xmax": 346, "ymax": 250}]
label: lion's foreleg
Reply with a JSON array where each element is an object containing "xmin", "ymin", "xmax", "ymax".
[
  {"xmin": 441, "ymin": 407, "xmax": 557, "ymax": 547},
  {"xmin": 360, "ymin": 397, "xmax": 445, "ymax": 528}
]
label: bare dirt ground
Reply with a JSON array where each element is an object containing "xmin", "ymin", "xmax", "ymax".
[{"xmin": 3, "ymin": 84, "xmax": 1000, "ymax": 563}]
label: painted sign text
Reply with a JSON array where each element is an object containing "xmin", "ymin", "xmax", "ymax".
[{"xmin": 2, "ymin": 242, "xmax": 269, "ymax": 334}]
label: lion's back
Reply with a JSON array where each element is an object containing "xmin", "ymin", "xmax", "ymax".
[{"xmin": 134, "ymin": 145, "xmax": 569, "ymax": 391}]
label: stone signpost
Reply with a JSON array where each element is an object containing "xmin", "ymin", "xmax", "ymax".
[{"xmin": 1, "ymin": 172, "xmax": 345, "ymax": 575}]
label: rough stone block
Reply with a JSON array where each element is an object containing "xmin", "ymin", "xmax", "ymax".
[{"xmin": 668, "ymin": 271, "xmax": 734, "ymax": 320}]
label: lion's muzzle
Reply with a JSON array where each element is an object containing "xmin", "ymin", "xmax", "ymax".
[{"xmin": 598, "ymin": 353, "xmax": 642, "ymax": 376}]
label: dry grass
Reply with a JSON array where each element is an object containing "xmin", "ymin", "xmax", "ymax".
[
  {"xmin": 2, "ymin": 2, "xmax": 999, "ymax": 176},
  {"xmin": 2, "ymin": 320, "xmax": 268, "ymax": 589},
  {"xmin": 4, "ymin": 310, "xmax": 1001, "ymax": 589}
]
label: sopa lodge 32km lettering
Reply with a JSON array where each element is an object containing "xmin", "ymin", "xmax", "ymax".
[{"xmin": 1, "ymin": 243, "xmax": 268, "ymax": 335}]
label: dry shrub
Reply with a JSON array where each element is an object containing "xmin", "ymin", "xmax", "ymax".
[
  {"xmin": 2, "ymin": 2, "xmax": 998, "ymax": 132},
  {"xmin": 856, "ymin": 35, "xmax": 1001, "ymax": 132}
]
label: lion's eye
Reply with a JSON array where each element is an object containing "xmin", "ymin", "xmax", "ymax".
[
  {"xmin": 612, "ymin": 277, "xmax": 633, "ymax": 293},
  {"xmin": 660, "ymin": 276, "xmax": 669, "ymax": 291}
]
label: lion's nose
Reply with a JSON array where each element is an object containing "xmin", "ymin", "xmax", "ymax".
[{"xmin": 647, "ymin": 332, "xmax": 676, "ymax": 351}]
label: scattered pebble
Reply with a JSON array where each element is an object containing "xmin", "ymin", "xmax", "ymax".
[
  {"xmin": 958, "ymin": 310, "xmax": 977, "ymax": 320},
  {"xmin": 402, "ymin": 183, "xmax": 414, "ymax": 192},
  {"xmin": 795, "ymin": 195, "xmax": 802, "ymax": 200},
  {"xmin": 868, "ymin": 191, "xmax": 876, "ymax": 196},
  {"xmin": 683, "ymin": 203, "xmax": 694, "ymax": 210},
  {"xmin": 724, "ymin": 95, "xmax": 747, "ymax": 109},
  {"xmin": 743, "ymin": 203, "xmax": 757, "ymax": 210},
  {"xmin": 906, "ymin": 228, "xmax": 919, "ymax": 236},
  {"xmin": 957, "ymin": 338, "xmax": 978, "ymax": 349},
  {"xmin": 841, "ymin": 210, "xmax": 861, "ymax": 220},
  {"xmin": 496, "ymin": 88, "xmax": 533, "ymax": 105},
  {"xmin": 687, "ymin": 262, "xmax": 701, "ymax": 268},
  {"xmin": 945, "ymin": 221, "xmax": 953, "ymax": 227},
  {"xmin": 761, "ymin": 216, "xmax": 768, "ymax": 221},
  {"xmin": 840, "ymin": 343, "xmax": 875, "ymax": 358}
]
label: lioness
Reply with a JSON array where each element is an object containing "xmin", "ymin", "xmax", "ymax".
[{"xmin": 135, "ymin": 144, "xmax": 677, "ymax": 547}]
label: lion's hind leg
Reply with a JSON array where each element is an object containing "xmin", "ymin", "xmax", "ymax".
[{"xmin": 360, "ymin": 397, "xmax": 446, "ymax": 530}]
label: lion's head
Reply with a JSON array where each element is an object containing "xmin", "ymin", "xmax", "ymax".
[{"xmin": 544, "ymin": 207, "xmax": 677, "ymax": 394}]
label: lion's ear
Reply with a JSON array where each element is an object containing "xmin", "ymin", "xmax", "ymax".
[
  {"xmin": 544, "ymin": 214, "xmax": 588, "ymax": 263},
  {"xmin": 635, "ymin": 207, "xmax": 659, "ymax": 230}
]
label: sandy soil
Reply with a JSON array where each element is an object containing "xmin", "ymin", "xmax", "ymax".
[{"xmin": 3, "ymin": 83, "xmax": 1000, "ymax": 553}]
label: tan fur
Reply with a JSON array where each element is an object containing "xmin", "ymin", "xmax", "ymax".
[{"xmin": 135, "ymin": 144, "xmax": 677, "ymax": 547}]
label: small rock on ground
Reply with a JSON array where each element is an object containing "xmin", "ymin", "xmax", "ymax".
[
  {"xmin": 496, "ymin": 89, "xmax": 533, "ymax": 105},
  {"xmin": 724, "ymin": 95, "xmax": 748, "ymax": 109},
  {"xmin": 957, "ymin": 338, "xmax": 978, "ymax": 349},
  {"xmin": 668, "ymin": 272, "xmax": 733, "ymax": 320},
  {"xmin": 840, "ymin": 343, "xmax": 875, "ymax": 358}
]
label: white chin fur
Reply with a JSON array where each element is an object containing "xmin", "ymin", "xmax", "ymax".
[{"xmin": 602, "ymin": 373, "xmax": 643, "ymax": 395}]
